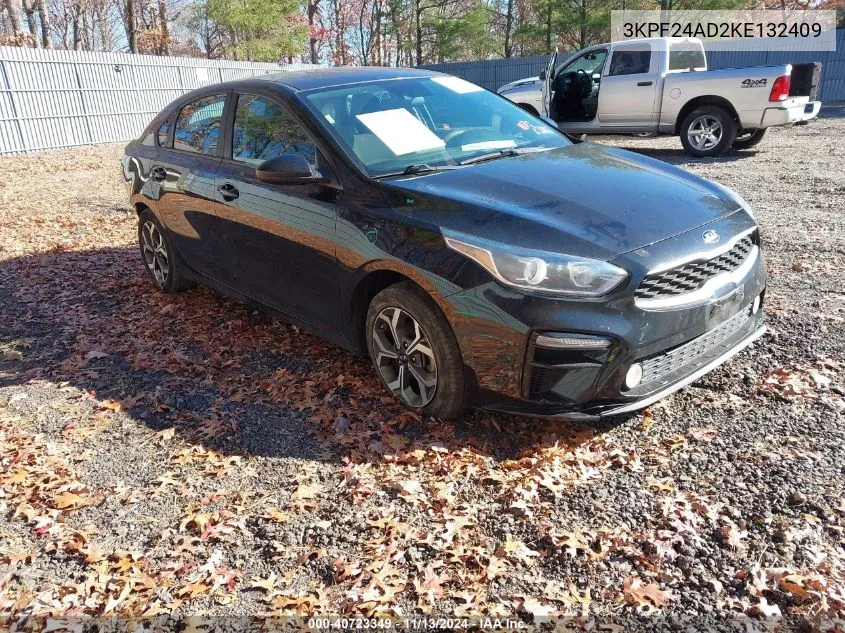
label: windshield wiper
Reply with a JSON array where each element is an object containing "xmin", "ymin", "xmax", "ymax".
[
  {"xmin": 459, "ymin": 146, "xmax": 553, "ymax": 166},
  {"xmin": 459, "ymin": 148, "xmax": 519, "ymax": 166},
  {"xmin": 376, "ymin": 163, "xmax": 458, "ymax": 179}
]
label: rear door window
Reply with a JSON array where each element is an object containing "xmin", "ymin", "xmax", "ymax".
[
  {"xmin": 173, "ymin": 94, "xmax": 226, "ymax": 154},
  {"xmin": 609, "ymin": 46, "xmax": 652, "ymax": 76},
  {"xmin": 157, "ymin": 119, "xmax": 171, "ymax": 147}
]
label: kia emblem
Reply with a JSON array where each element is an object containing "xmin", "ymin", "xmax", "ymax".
[{"xmin": 702, "ymin": 230, "xmax": 720, "ymax": 244}]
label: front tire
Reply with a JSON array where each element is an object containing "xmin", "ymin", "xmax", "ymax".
[
  {"xmin": 732, "ymin": 128, "xmax": 767, "ymax": 150},
  {"xmin": 679, "ymin": 106, "xmax": 736, "ymax": 157},
  {"xmin": 366, "ymin": 282, "xmax": 466, "ymax": 419},
  {"xmin": 138, "ymin": 210, "xmax": 195, "ymax": 293}
]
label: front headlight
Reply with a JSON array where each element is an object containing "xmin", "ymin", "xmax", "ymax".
[{"xmin": 443, "ymin": 229, "xmax": 627, "ymax": 297}]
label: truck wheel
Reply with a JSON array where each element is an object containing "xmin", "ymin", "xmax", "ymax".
[
  {"xmin": 680, "ymin": 106, "xmax": 736, "ymax": 157},
  {"xmin": 732, "ymin": 128, "xmax": 767, "ymax": 150}
]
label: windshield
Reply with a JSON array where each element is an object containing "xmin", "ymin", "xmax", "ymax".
[
  {"xmin": 300, "ymin": 76, "xmax": 570, "ymax": 177},
  {"xmin": 557, "ymin": 50, "xmax": 608, "ymax": 76}
]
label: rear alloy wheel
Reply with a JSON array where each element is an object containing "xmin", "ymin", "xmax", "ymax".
[
  {"xmin": 366, "ymin": 282, "xmax": 466, "ymax": 419},
  {"xmin": 137, "ymin": 210, "xmax": 194, "ymax": 293},
  {"xmin": 141, "ymin": 220, "xmax": 169, "ymax": 286},
  {"xmin": 680, "ymin": 106, "xmax": 736, "ymax": 157},
  {"xmin": 732, "ymin": 128, "xmax": 767, "ymax": 150}
]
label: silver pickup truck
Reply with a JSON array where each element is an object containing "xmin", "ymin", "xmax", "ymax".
[{"xmin": 498, "ymin": 37, "xmax": 822, "ymax": 157}]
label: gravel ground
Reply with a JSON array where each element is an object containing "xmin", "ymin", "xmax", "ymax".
[{"xmin": 0, "ymin": 116, "xmax": 843, "ymax": 631}]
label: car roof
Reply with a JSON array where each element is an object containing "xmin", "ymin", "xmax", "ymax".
[{"xmin": 255, "ymin": 66, "xmax": 444, "ymax": 91}]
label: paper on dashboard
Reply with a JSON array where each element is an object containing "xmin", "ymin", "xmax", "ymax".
[{"xmin": 355, "ymin": 108, "xmax": 446, "ymax": 156}]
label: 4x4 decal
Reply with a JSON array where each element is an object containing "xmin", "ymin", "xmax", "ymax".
[{"xmin": 741, "ymin": 78, "xmax": 768, "ymax": 88}]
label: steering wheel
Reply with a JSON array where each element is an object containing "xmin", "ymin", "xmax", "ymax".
[
  {"xmin": 445, "ymin": 128, "xmax": 501, "ymax": 148},
  {"xmin": 575, "ymin": 69, "xmax": 592, "ymax": 97}
]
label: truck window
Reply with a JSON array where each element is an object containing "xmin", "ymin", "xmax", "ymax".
[
  {"xmin": 609, "ymin": 48, "xmax": 651, "ymax": 76},
  {"xmin": 669, "ymin": 43, "xmax": 706, "ymax": 71}
]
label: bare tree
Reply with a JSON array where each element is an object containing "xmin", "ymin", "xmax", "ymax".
[
  {"xmin": 122, "ymin": 0, "xmax": 138, "ymax": 51},
  {"xmin": 306, "ymin": 0, "xmax": 320, "ymax": 63},
  {"xmin": 3, "ymin": 0, "xmax": 25, "ymax": 37},
  {"xmin": 34, "ymin": 0, "xmax": 49, "ymax": 45}
]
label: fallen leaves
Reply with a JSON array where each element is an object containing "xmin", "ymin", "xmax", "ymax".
[
  {"xmin": 2, "ymin": 142, "xmax": 845, "ymax": 621},
  {"xmin": 622, "ymin": 577, "xmax": 672, "ymax": 610}
]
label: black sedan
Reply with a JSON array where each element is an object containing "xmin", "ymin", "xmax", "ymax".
[{"xmin": 121, "ymin": 67, "xmax": 766, "ymax": 420}]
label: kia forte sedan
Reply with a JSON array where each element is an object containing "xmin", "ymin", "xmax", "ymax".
[{"xmin": 121, "ymin": 67, "xmax": 766, "ymax": 420}]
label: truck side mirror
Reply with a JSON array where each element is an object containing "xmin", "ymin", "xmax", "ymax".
[{"xmin": 539, "ymin": 70, "xmax": 546, "ymax": 81}]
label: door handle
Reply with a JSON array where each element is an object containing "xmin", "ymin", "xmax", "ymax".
[
  {"xmin": 637, "ymin": 81, "xmax": 653, "ymax": 87},
  {"xmin": 217, "ymin": 183, "xmax": 239, "ymax": 200},
  {"xmin": 150, "ymin": 166, "xmax": 168, "ymax": 182}
]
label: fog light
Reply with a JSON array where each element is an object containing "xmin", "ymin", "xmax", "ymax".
[
  {"xmin": 752, "ymin": 294, "xmax": 761, "ymax": 315},
  {"xmin": 625, "ymin": 363, "xmax": 643, "ymax": 389},
  {"xmin": 535, "ymin": 333, "xmax": 611, "ymax": 349}
]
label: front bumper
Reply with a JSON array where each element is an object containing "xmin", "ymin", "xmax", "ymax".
[
  {"xmin": 445, "ymin": 212, "xmax": 767, "ymax": 419},
  {"xmin": 571, "ymin": 314, "xmax": 765, "ymax": 420},
  {"xmin": 760, "ymin": 100, "xmax": 821, "ymax": 127}
]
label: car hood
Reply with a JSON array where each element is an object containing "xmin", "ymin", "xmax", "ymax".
[
  {"xmin": 497, "ymin": 77, "xmax": 539, "ymax": 93},
  {"xmin": 379, "ymin": 143, "xmax": 742, "ymax": 261}
]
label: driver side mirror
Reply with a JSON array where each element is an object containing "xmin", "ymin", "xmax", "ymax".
[
  {"xmin": 256, "ymin": 153, "xmax": 324, "ymax": 185},
  {"xmin": 539, "ymin": 70, "xmax": 546, "ymax": 81}
]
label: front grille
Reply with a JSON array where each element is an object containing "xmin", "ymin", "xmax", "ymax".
[
  {"xmin": 636, "ymin": 235, "xmax": 754, "ymax": 302},
  {"xmin": 639, "ymin": 307, "xmax": 752, "ymax": 385}
]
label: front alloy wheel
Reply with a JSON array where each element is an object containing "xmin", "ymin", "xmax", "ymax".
[
  {"xmin": 365, "ymin": 282, "xmax": 466, "ymax": 419},
  {"xmin": 141, "ymin": 220, "xmax": 169, "ymax": 286},
  {"xmin": 372, "ymin": 306, "xmax": 438, "ymax": 408}
]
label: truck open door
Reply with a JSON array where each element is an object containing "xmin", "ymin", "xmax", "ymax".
[{"xmin": 540, "ymin": 49, "xmax": 557, "ymax": 118}]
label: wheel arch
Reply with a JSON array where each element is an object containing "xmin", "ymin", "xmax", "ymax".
[
  {"xmin": 674, "ymin": 96, "xmax": 740, "ymax": 134},
  {"xmin": 133, "ymin": 200, "xmax": 152, "ymax": 216},
  {"xmin": 347, "ymin": 262, "xmax": 456, "ymax": 356}
]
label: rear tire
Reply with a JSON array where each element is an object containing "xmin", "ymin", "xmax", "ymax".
[
  {"xmin": 137, "ymin": 209, "xmax": 195, "ymax": 293},
  {"xmin": 366, "ymin": 282, "xmax": 466, "ymax": 419},
  {"xmin": 732, "ymin": 128, "xmax": 767, "ymax": 150},
  {"xmin": 679, "ymin": 106, "xmax": 736, "ymax": 157}
]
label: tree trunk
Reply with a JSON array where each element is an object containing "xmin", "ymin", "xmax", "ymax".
[
  {"xmin": 504, "ymin": 0, "xmax": 514, "ymax": 57},
  {"xmin": 578, "ymin": 0, "xmax": 586, "ymax": 49},
  {"xmin": 126, "ymin": 0, "xmax": 138, "ymax": 53},
  {"xmin": 34, "ymin": 0, "xmax": 50, "ymax": 47},
  {"xmin": 21, "ymin": 0, "xmax": 37, "ymax": 44},
  {"xmin": 307, "ymin": 0, "xmax": 319, "ymax": 64},
  {"xmin": 545, "ymin": 0, "xmax": 551, "ymax": 52},
  {"xmin": 414, "ymin": 0, "xmax": 422, "ymax": 65},
  {"xmin": 158, "ymin": 0, "xmax": 168, "ymax": 54},
  {"xmin": 72, "ymin": 0, "xmax": 82, "ymax": 49},
  {"xmin": 3, "ymin": 0, "xmax": 24, "ymax": 37}
]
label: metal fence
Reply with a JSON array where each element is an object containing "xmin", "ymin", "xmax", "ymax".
[
  {"xmin": 0, "ymin": 47, "xmax": 316, "ymax": 155},
  {"xmin": 420, "ymin": 29, "xmax": 845, "ymax": 101}
]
